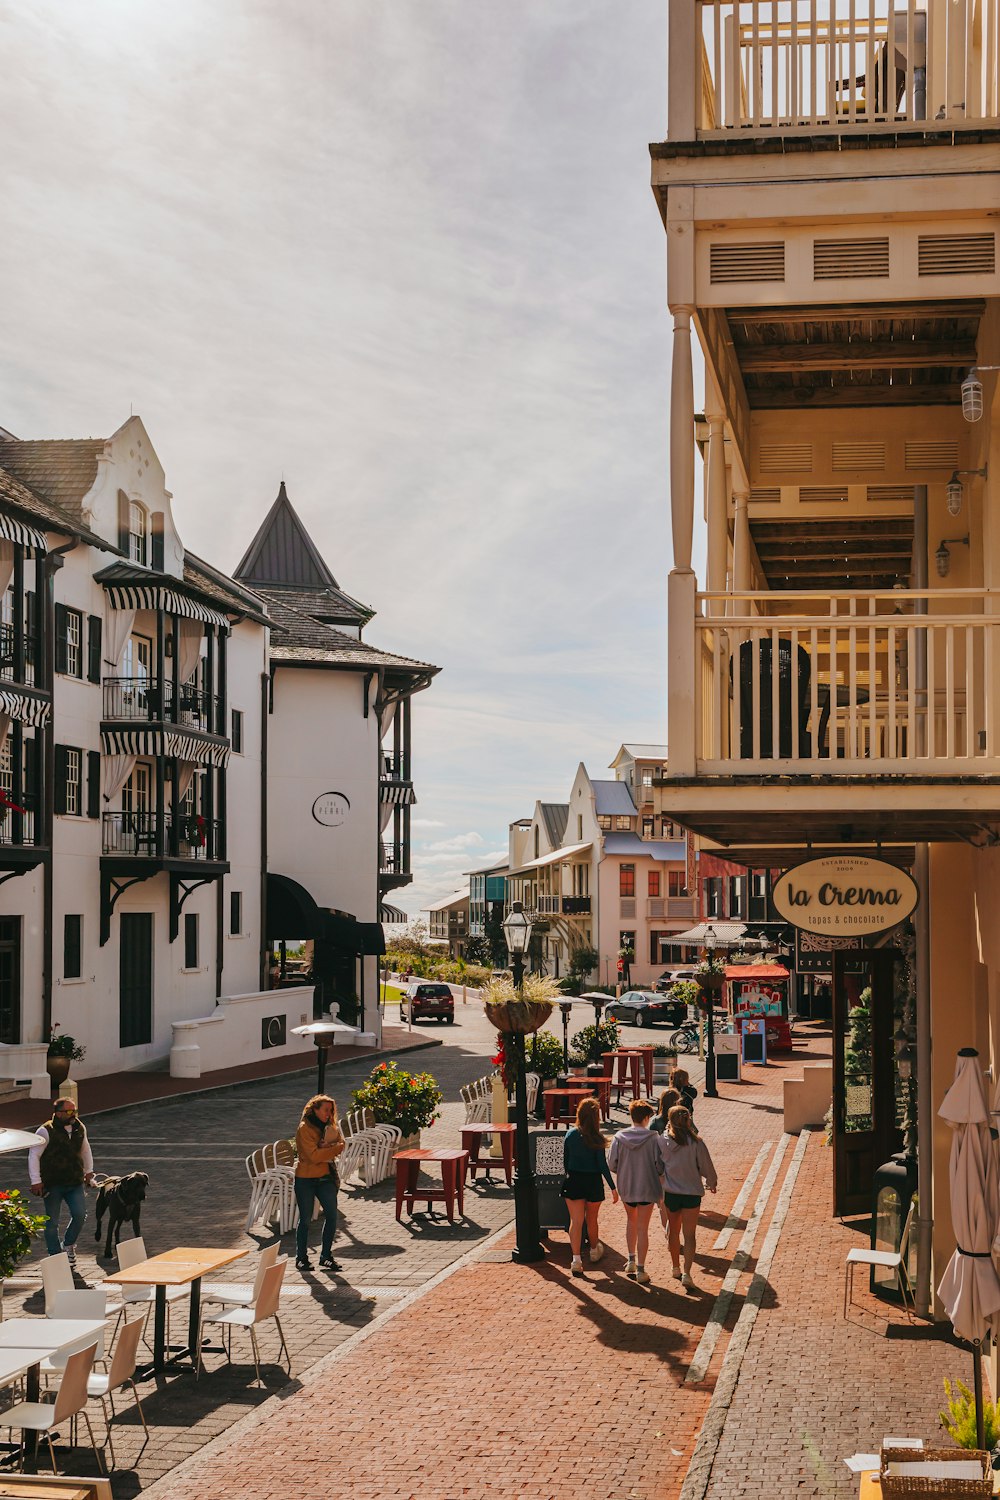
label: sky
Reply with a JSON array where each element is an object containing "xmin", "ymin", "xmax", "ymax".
[{"xmin": 0, "ymin": 1, "xmax": 706, "ymax": 920}]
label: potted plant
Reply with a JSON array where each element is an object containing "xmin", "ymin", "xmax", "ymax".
[
  {"xmin": 481, "ymin": 973, "xmax": 557, "ymax": 1036},
  {"xmin": 526, "ymin": 1030, "xmax": 565, "ymax": 1112},
  {"xmin": 568, "ymin": 1020, "xmax": 621, "ymax": 1068},
  {"xmin": 350, "ymin": 1060, "xmax": 443, "ymax": 1152},
  {"xmin": 694, "ymin": 954, "xmax": 727, "ymax": 997},
  {"xmin": 45, "ymin": 1026, "xmax": 85, "ymax": 1089},
  {"xmin": 0, "ymin": 1189, "xmax": 46, "ymax": 1309},
  {"xmin": 651, "ymin": 1042, "xmax": 677, "ymax": 1083}
]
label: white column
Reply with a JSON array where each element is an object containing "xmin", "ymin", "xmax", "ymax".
[
  {"xmin": 670, "ymin": 307, "xmax": 696, "ymax": 574},
  {"xmin": 732, "ymin": 490, "xmax": 752, "ymax": 595},
  {"xmin": 706, "ymin": 416, "xmax": 729, "ymax": 594}
]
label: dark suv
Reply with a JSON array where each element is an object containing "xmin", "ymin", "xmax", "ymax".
[{"xmin": 404, "ymin": 982, "xmax": 455, "ymax": 1024}]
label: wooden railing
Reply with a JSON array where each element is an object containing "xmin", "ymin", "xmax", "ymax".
[
  {"xmin": 694, "ymin": 587, "xmax": 1000, "ymax": 774},
  {"xmin": 684, "ymin": 0, "xmax": 999, "ymax": 137}
]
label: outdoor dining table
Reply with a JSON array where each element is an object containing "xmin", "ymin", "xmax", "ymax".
[
  {"xmin": 544, "ymin": 1087, "xmax": 598, "ymax": 1128},
  {"xmin": 460, "ymin": 1123, "xmax": 516, "ymax": 1185},
  {"xmin": 0, "ymin": 1320, "xmax": 107, "ymax": 1403},
  {"xmin": 104, "ymin": 1246, "xmax": 246, "ymax": 1377},
  {"xmin": 393, "ymin": 1149, "xmax": 469, "ymax": 1222}
]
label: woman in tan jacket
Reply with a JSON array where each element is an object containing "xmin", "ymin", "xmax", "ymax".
[{"xmin": 294, "ymin": 1094, "xmax": 345, "ymax": 1272}]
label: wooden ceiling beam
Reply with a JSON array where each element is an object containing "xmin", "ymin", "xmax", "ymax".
[
  {"xmin": 748, "ymin": 384, "xmax": 961, "ymax": 408},
  {"xmin": 739, "ymin": 340, "xmax": 978, "ymax": 373},
  {"xmin": 728, "ymin": 299, "xmax": 985, "ymax": 326},
  {"xmin": 759, "ymin": 557, "xmax": 911, "ymax": 577},
  {"xmin": 752, "ymin": 520, "xmax": 914, "ymax": 540}
]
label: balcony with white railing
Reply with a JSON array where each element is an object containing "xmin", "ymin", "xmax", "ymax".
[
  {"xmin": 672, "ymin": 0, "xmax": 1000, "ymax": 140},
  {"xmin": 692, "ymin": 587, "xmax": 1000, "ymax": 776}
]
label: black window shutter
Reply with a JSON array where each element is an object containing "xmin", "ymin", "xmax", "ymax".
[
  {"xmin": 87, "ymin": 751, "xmax": 101, "ymax": 819},
  {"xmin": 54, "ymin": 603, "xmax": 68, "ymax": 676},
  {"xmin": 118, "ymin": 490, "xmax": 130, "ymax": 553},
  {"xmin": 24, "ymin": 590, "xmax": 35, "ymax": 667},
  {"xmin": 54, "ymin": 745, "xmax": 69, "ymax": 816},
  {"xmin": 150, "ymin": 513, "xmax": 165, "ymax": 572},
  {"xmin": 87, "ymin": 616, "xmax": 102, "ymax": 684},
  {"xmin": 23, "ymin": 736, "xmax": 37, "ymax": 807}
]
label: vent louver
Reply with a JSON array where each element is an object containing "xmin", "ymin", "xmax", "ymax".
[
  {"xmin": 799, "ymin": 487, "xmax": 848, "ymax": 505},
  {"xmin": 758, "ymin": 443, "xmax": 812, "ymax": 474},
  {"xmin": 867, "ymin": 485, "xmax": 915, "ymax": 504},
  {"xmin": 918, "ymin": 234, "xmax": 996, "ymax": 276},
  {"xmin": 905, "ymin": 441, "xmax": 960, "ymax": 470},
  {"xmin": 832, "ymin": 442, "xmax": 886, "ymax": 471},
  {"xmin": 710, "ymin": 242, "xmax": 785, "ymax": 284},
  {"xmin": 814, "ymin": 238, "xmax": 890, "ymax": 280},
  {"xmin": 749, "ymin": 488, "xmax": 780, "ymax": 505}
]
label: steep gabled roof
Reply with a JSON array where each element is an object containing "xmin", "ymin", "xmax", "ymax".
[
  {"xmin": 234, "ymin": 482, "xmax": 375, "ymax": 627},
  {"xmin": 0, "ymin": 462, "xmax": 111, "ymax": 550},
  {"xmin": 262, "ymin": 589, "xmax": 438, "ymax": 677},
  {"xmin": 592, "ymin": 780, "xmax": 638, "ymax": 817},
  {"xmin": 0, "ymin": 438, "xmax": 105, "ymax": 520},
  {"xmin": 539, "ymin": 803, "xmax": 569, "ymax": 848}
]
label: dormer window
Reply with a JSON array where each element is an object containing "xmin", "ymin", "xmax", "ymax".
[{"xmin": 129, "ymin": 502, "xmax": 148, "ymax": 566}]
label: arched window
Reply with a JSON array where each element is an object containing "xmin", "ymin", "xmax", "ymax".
[{"xmin": 128, "ymin": 502, "xmax": 147, "ymax": 566}]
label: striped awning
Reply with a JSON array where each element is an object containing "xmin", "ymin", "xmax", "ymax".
[
  {"xmin": 379, "ymin": 781, "xmax": 417, "ymax": 807},
  {"xmin": 0, "ymin": 688, "xmax": 50, "ymax": 728},
  {"xmin": 0, "ymin": 514, "xmax": 47, "ymax": 556},
  {"xmin": 103, "ymin": 583, "xmax": 230, "ymax": 632},
  {"xmin": 379, "ymin": 902, "xmax": 407, "ymax": 924},
  {"xmin": 101, "ymin": 726, "xmax": 230, "ymax": 768}
]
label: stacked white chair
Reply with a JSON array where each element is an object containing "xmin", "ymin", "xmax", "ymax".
[
  {"xmin": 461, "ymin": 1075, "xmax": 494, "ymax": 1124},
  {"xmin": 337, "ymin": 1115, "xmax": 369, "ymax": 1188},
  {"xmin": 245, "ymin": 1144, "xmax": 296, "ymax": 1235},
  {"xmin": 345, "ymin": 1109, "xmax": 401, "ymax": 1186}
]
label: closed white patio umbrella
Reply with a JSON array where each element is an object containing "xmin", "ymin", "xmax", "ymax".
[{"xmin": 936, "ymin": 1047, "xmax": 1000, "ymax": 1448}]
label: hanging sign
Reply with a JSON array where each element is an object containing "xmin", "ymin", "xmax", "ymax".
[{"xmin": 773, "ymin": 855, "xmax": 917, "ymax": 937}]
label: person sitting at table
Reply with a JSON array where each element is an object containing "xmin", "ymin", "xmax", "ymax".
[
  {"xmin": 561, "ymin": 1097, "xmax": 617, "ymax": 1278},
  {"xmin": 294, "ymin": 1094, "xmax": 345, "ymax": 1273},
  {"xmin": 608, "ymin": 1099, "xmax": 664, "ymax": 1285}
]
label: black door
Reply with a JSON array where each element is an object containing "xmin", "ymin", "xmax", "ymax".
[
  {"xmin": 120, "ymin": 913, "xmax": 153, "ymax": 1048},
  {"xmin": 832, "ymin": 949, "xmax": 901, "ymax": 1217},
  {"xmin": 0, "ymin": 918, "xmax": 21, "ymax": 1044}
]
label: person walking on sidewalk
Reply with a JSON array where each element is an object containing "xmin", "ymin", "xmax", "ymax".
[
  {"xmin": 561, "ymin": 1097, "xmax": 618, "ymax": 1278},
  {"xmin": 650, "ymin": 1088, "xmax": 696, "ymax": 1236},
  {"xmin": 28, "ymin": 1098, "xmax": 97, "ymax": 1266},
  {"xmin": 658, "ymin": 1105, "xmax": 717, "ymax": 1289},
  {"xmin": 608, "ymin": 1100, "xmax": 664, "ymax": 1284},
  {"xmin": 294, "ymin": 1094, "xmax": 345, "ymax": 1272},
  {"xmin": 668, "ymin": 1067, "xmax": 698, "ymax": 1117}
]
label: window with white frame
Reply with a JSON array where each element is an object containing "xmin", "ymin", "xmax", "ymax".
[
  {"xmin": 65, "ymin": 611, "xmax": 81, "ymax": 678},
  {"xmin": 65, "ymin": 748, "xmax": 81, "ymax": 816},
  {"xmin": 129, "ymin": 502, "xmax": 148, "ymax": 566}
]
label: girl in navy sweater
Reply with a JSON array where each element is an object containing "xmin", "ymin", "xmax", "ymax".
[{"xmin": 562, "ymin": 1097, "xmax": 618, "ymax": 1276}]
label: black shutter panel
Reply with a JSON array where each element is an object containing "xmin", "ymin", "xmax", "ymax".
[
  {"xmin": 87, "ymin": 616, "xmax": 102, "ymax": 684},
  {"xmin": 24, "ymin": 590, "xmax": 36, "ymax": 668},
  {"xmin": 150, "ymin": 513, "xmax": 165, "ymax": 572},
  {"xmin": 23, "ymin": 736, "xmax": 37, "ymax": 809},
  {"xmin": 118, "ymin": 490, "xmax": 130, "ymax": 553},
  {"xmin": 54, "ymin": 745, "xmax": 69, "ymax": 816},
  {"xmin": 53, "ymin": 603, "xmax": 68, "ymax": 676},
  {"xmin": 87, "ymin": 751, "xmax": 101, "ymax": 819}
]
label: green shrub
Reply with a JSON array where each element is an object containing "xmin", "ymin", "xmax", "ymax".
[
  {"xmin": 350, "ymin": 1061, "xmax": 443, "ymax": 1136},
  {"xmin": 940, "ymin": 1378, "xmax": 1000, "ymax": 1451},
  {"xmin": 569, "ymin": 1020, "xmax": 620, "ymax": 1064},
  {"xmin": 527, "ymin": 1029, "xmax": 565, "ymax": 1081},
  {"xmin": 0, "ymin": 1190, "xmax": 46, "ymax": 1279}
]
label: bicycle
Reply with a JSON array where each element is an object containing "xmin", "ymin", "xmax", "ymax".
[{"xmin": 668, "ymin": 1013, "xmax": 724, "ymax": 1054}]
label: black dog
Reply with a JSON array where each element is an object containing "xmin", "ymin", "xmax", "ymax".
[{"xmin": 94, "ymin": 1172, "xmax": 149, "ymax": 1258}]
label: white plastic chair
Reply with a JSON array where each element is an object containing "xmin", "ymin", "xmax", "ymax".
[
  {"xmin": 42, "ymin": 1289, "xmax": 108, "ymax": 1378},
  {"xmin": 5, "ymin": 1341, "xmax": 103, "ymax": 1475},
  {"xmin": 86, "ymin": 1312, "xmax": 149, "ymax": 1468},
  {"xmin": 110, "ymin": 1236, "xmax": 186, "ymax": 1347},
  {"xmin": 40, "ymin": 1252, "xmax": 74, "ymax": 1316},
  {"xmin": 202, "ymin": 1243, "xmax": 279, "ymax": 1310},
  {"xmin": 196, "ymin": 1259, "xmax": 289, "ymax": 1385},
  {"xmin": 844, "ymin": 1203, "xmax": 915, "ymax": 1318},
  {"xmin": 246, "ymin": 1149, "xmax": 296, "ymax": 1234}
]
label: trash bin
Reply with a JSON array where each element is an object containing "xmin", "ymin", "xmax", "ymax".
[{"xmin": 735, "ymin": 637, "xmax": 811, "ymax": 758}]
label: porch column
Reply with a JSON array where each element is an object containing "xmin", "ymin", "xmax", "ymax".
[
  {"xmin": 706, "ymin": 415, "xmax": 729, "ymax": 594},
  {"xmin": 670, "ymin": 307, "xmax": 696, "ymax": 574},
  {"xmin": 732, "ymin": 489, "xmax": 751, "ymax": 595}
]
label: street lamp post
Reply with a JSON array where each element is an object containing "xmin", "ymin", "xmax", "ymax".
[
  {"xmin": 702, "ymin": 926, "xmax": 720, "ymax": 1100},
  {"xmin": 558, "ymin": 999, "xmax": 573, "ymax": 1072},
  {"xmin": 501, "ymin": 902, "xmax": 544, "ymax": 1264}
]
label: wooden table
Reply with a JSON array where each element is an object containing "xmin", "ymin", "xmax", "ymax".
[
  {"xmin": 105, "ymin": 1247, "xmax": 246, "ymax": 1376},
  {"xmin": 460, "ymin": 1124, "xmax": 516, "ymax": 1185},
  {"xmin": 544, "ymin": 1088, "xmax": 597, "ymax": 1128},
  {"xmin": 602, "ymin": 1050, "xmax": 644, "ymax": 1103},
  {"xmin": 393, "ymin": 1150, "xmax": 468, "ymax": 1222}
]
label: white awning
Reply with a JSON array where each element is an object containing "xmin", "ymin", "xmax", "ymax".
[
  {"xmin": 101, "ymin": 726, "xmax": 230, "ymax": 768},
  {"xmin": 103, "ymin": 583, "xmax": 230, "ymax": 632},
  {"xmin": 509, "ymin": 841, "xmax": 592, "ymax": 875},
  {"xmin": 0, "ymin": 688, "xmax": 50, "ymax": 728},
  {"xmin": 660, "ymin": 921, "xmax": 747, "ymax": 949},
  {"xmin": 0, "ymin": 515, "xmax": 46, "ymax": 556}
]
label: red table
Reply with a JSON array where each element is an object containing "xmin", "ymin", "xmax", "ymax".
[
  {"xmin": 603, "ymin": 1050, "xmax": 644, "ymax": 1104},
  {"xmin": 544, "ymin": 1087, "xmax": 597, "ymax": 1128},
  {"xmin": 460, "ymin": 1123, "xmax": 516, "ymax": 1185},
  {"xmin": 394, "ymin": 1149, "xmax": 469, "ymax": 1222},
  {"xmin": 633, "ymin": 1045, "xmax": 655, "ymax": 1095}
]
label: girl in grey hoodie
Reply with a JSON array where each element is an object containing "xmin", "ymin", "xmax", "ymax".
[
  {"xmin": 658, "ymin": 1105, "xmax": 718, "ymax": 1289},
  {"xmin": 607, "ymin": 1099, "xmax": 664, "ymax": 1284}
]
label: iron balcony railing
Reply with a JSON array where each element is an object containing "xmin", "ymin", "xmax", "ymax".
[
  {"xmin": 103, "ymin": 678, "xmax": 224, "ymax": 734},
  {"xmin": 0, "ymin": 621, "xmax": 36, "ymax": 686},
  {"xmin": 102, "ymin": 811, "xmax": 224, "ymax": 860},
  {"xmin": 0, "ymin": 800, "xmax": 37, "ymax": 848},
  {"xmin": 562, "ymin": 896, "xmax": 591, "ymax": 916},
  {"xmin": 379, "ymin": 839, "xmax": 411, "ymax": 877}
]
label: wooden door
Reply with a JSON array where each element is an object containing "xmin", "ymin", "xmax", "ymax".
[
  {"xmin": 120, "ymin": 913, "xmax": 153, "ymax": 1048},
  {"xmin": 832, "ymin": 949, "xmax": 900, "ymax": 1217}
]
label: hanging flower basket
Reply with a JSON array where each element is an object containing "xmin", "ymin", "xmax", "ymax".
[{"xmin": 483, "ymin": 999, "xmax": 554, "ymax": 1035}]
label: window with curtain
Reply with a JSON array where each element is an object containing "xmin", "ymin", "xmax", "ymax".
[
  {"xmin": 129, "ymin": 502, "xmax": 148, "ymax": 566},
  {"xmin": 648, "ymin": 870, "xmax": 660, "ymax": 897},
  {"xmin": 619, "ymin": 864, "xmax": 635, "ymax": 897}
]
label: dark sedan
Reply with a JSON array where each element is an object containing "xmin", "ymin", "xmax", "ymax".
[{"xmin": 605, "ymin": 990, "xmax": 687, "ymax": 1029}]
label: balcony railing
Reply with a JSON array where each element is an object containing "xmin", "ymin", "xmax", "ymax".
[
  {"xmin": 103, "ymin": 678, "xmax": 223, "ymax": 734},
  {"xmin": 379, "ymin": 839, "xmax": 411, "ymax": 877},
  {"xmin": 562, "ymin": 896, "xmax": 591, "ymax": 916},
  {"xmin": 691, "ymin": 587, "xmax": 1000, "ymax": 775},
  {"xmin": 682, "ymin": 0, "xmax": 999, "ymax": 138},
  {"xmin": 535, "ymin": 895, "xmax": 561, "ymax": 915},
  {"xmin": 0, "ymin": 802, "xmax": 37, "ymax": 848},
  {"xmin": 102, "ymin": 811, "xmax": 223, "ymax": 860},
  {"xmin": 0, "ymin": 621, "xmax": 35, "ymax": 686}
]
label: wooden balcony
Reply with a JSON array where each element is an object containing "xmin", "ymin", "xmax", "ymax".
[{"xmin": 674, "ymin": 0, "xmax": 999, "ymax": 140}]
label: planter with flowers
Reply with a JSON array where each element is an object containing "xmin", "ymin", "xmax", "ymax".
[
  {"xmin": 0, "ymin": 1189, "xmax": 47, "ymax": 1314},
  {"xmin": 45, "ymin": 1026, "xmax": 85, "ymax": 1091},
  {"xmin": 350, "ymin": 1060, "xmax": 443, "ymax": 1152},
  {"xmin": 694, "ymin": 955, "xmax": 727, "ymax": 1002}
]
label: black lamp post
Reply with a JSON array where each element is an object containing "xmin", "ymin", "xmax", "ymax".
[
  {"xmin": 702, "ymin": 926, "xmax": 720, "ymax": 1100},
  {"xmin": 502, "ymin": 902, "xmax": 543, "ymax": 1264},
  {"xmin": 558, "ymin": 999, "xmax": 573, "ymax": 1072}
]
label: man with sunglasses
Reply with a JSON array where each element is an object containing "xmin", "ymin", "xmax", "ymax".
[{"xmin": 28, "ymin": 1099, "xmax": 97, "ymax": 1267}]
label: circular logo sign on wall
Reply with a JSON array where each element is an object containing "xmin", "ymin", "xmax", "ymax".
[
  {"xmin": 772, "ymin": 855, "xmax": 918, "ymax": 937},
  {"xmin": 312, "ymin": 792, "xmax": 350, "ymax": 828}
]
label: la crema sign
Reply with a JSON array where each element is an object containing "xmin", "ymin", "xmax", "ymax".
[{"xmin": 772, "ymin": 855, "xmax": 918, "ymax": 937}]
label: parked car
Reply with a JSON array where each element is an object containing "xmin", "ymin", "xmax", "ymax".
[
  {"xmin": 403, "ymin": 982, "xmax": 455, "ymax": 1024},
  {"xmin": 653, "ymin": 966, "xmax": 698, "ymax": 994},
  {"xmin": 604, "ymin": 990, "xmax": 688, "ymax": 1029}
]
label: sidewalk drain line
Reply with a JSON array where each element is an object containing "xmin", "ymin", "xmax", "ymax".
[
  {"xmin": 712, "ymin": 1142, "xmax": 773, "ymax": 1251},
  {"xmin": 139, "ymin": 1211, "xmax": 517, "ymax": 1500},
  {"xmin": 687, "ymin": 1135, "xmax": 789, "ymax": 1385},
  {"xmin": 679, "ymin": 1129, "xmax": 812, "ymax": 1500}
]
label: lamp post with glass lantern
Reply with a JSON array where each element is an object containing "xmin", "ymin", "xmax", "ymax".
[{"xmin": 501, "ymin": 902, "xmax": 544, "ymax": 1264}]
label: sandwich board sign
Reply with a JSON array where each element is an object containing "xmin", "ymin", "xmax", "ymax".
[
  {"xmin": 715, "ymin": 1032, "xmax": 742, "ymax": 1083},
  {"xmin": 741, "ymin": 1017, "xmax": 767, "ymax": 1066}
]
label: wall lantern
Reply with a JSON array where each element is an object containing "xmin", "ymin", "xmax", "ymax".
[
  {"xmin": 935, "ymin": 535, "xmax": 970, "ymax": 578},
  {"xmin": 945, "ymin": 466, "xmax": 988, "ymax": 516},
  {"xmin": 962, "ymin": 367, "xmax": 1000, "ymax": 424}
]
